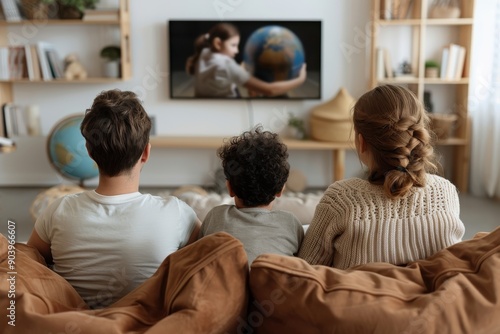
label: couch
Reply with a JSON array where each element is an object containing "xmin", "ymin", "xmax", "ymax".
[{"xmin": 1, "ymin": 226, "xmax": 499, "ymax": 333}]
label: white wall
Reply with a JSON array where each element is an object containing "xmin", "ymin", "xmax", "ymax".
[{"xmin": 0, "ymin": 0, "xmax": 371, "ymax": 188}]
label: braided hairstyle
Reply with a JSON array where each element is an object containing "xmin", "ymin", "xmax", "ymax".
[{"xmin": 353, "ymin": 85, "xmax": 438, "ymax": 199}]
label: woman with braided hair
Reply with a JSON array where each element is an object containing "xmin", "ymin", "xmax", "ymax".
[{"xmin": 299, "ymin": 85, "xmax": 465, "ymax": 269}]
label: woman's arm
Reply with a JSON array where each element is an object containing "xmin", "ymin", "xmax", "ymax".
[
  {"xmin": 244, "ymin": 64, "xmax": 307, "ymax": 97},
  {"xmin": 298, "ymin": 203, "xmax": 336, "ymax": 266}
]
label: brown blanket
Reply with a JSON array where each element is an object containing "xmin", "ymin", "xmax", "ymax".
[
  {"xmin": 250, "ymin": 227, "xmax": 500, "ymax": 333},
  {"xmin": 0, "ymin": 232, "xmax": 249, "ymax": 334}
]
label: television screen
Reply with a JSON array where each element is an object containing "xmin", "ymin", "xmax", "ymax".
[{"xmin": 168, "ymin": 20, "xmax": 321, "ymax": 99}]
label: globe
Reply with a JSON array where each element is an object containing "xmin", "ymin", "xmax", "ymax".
[
  {"xmin": 47, "ymin": 114, "xmax": 98, "ymax": 185},
  {"xmin": 243, "ymin": 25, "xmax": 305, "ymax": 83}
]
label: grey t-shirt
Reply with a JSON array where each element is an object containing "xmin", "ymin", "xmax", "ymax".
[{"xmin": 200, "ymin": 205, "xmax": 304, "ymax": 265}]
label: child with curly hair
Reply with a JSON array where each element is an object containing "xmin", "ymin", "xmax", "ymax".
[
  {"xmin": 299, "ymin": 85, "xmax": 465, "ymax": 269},
  {"xmin": 199, "ymin": 127, "xmax": 304, "ymax": 265}
]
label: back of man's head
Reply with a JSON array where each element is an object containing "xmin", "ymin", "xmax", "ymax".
[{"xmin": 81, "ymin": 89, "xmax": 151, "ymax": 177}]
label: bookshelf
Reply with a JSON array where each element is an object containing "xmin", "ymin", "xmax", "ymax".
[
  {"xmin": 0, "ymin": 0, "xmax": 130, "ymax": 108},
  {"xmin": 370, "ymin": 0, "xmax": 474, "ymax": 192}
]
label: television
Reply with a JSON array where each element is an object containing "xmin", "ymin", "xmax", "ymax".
[{"xmin": 168, "ymin": 20, "xmax": 321, "ymax": 99}]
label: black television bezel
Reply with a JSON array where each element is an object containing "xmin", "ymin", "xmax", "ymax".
[{"xmin": 168, "ymin": 19, "xmax": 322, "ymax": 100}]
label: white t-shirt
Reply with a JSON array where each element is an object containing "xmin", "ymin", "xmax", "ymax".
[
  {"xmin": 194, "ymin": 48, "xmax": 251, "ymax": 97},
  {"xmin": 35, "ymin": 190, "xmax": 198, "ymax": 308}
]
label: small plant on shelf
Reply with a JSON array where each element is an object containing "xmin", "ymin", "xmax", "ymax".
[
  {"xmin": 100, "ymin": 45, "xmax": 121, "ymax": 61},
  {"xmin": 425, "ymin": 60, "xmax": 439, "ymax": 78}
]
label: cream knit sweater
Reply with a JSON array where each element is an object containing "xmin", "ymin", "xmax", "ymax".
[{"xmin": 298, "ymin": 174, "xmax": 465, "ymax": 269}]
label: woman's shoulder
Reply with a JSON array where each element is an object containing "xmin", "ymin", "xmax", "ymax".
[
  {"xmin": 424, "ymin": 173, "xmax": 458, "ymax": 191},
  {"xmin": 326, "ymin": 177, "xmax": 381, "ymax": 195}
]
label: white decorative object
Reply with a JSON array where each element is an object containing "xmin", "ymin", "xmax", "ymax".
[
  {"xmin": 27, "ymin": 105, "xmax": 41, "ymax": 136},
  {"xmin": 103, "ymin": 61, "xmax": 120, "ymax": 78}
]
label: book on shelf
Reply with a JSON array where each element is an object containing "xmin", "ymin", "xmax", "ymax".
[
  {"xmin": 28, "ymin": 44, "xmax": 42, "ymax": 80},
  {"xmin": 454, "ymin": 46, "xmax": 466, "ymax": 80},
  {"xmin": 440, "ymin": 47, "xmax": 449, "ymax": 79},
  {"xmin": 82, "ymin": 8, "xmax": 119, "ymax": 21},
  {"xmin": 376, "ymin": 48, "xmax": 385, "ymax": 80},
  {"xmin": 0, "ymin": 0, "xmax": 22, "ymax": 22},
  {"xmin": 2, "ymin": 103, "xmax": 27, "ymax": 137},
  {"xmin": 0, "ymin": 47, "xmax": 9, "ymax": 80},
  {"xmin": 46, "ymin": 49, "xmax": 64, "ymax": 79},
  {"xmin": 36, "ymin": 42, "xmax": 63, "ymax": 81},
  {"xmin": 441, "ymin": 43, "xmax": 466, "ymax": 80},
  {"xmin": 8, "ymin": 46, "xmax": 27, "ymax": 80},
  {"xmin": 383, "ymin": 48, "xmax": 394, "ymax": 78}
]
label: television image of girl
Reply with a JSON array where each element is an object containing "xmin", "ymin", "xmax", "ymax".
[{"xmin": 185, "ymin": 23, "xmax": 306, "ymax": 98}]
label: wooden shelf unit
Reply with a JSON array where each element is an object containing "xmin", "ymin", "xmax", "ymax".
[
  {"xmin": 150, "ymin": 136, "xmax": 354, "ymax": 183},
  {"xmin": 370, "ymin": 0, "xmax": 475, "ymax": 192},
  {"xmin": 0, "ymin": 0, "xmax": 130, "ymax": 107}
]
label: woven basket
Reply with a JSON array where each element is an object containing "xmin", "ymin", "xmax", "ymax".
[
  {"xmin": 20, "ymin": 0, "xmax": 54, "ymax": 20},
  {"xmin": 429, "ymin": 113, "xmax": 458, "ymax": 139}
]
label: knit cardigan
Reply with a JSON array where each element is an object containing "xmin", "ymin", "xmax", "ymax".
[{"xmin": 298, "ymin": 174, "xmax": 465, "ymax": 269}]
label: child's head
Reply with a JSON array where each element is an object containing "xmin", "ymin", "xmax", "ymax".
[
  {"xmin": 81, "ymin": 89, "xmax": 151, "ymax": 177},
  {"xmin": 353, "ymin": 84, "xmax": 437, "ymax": 198},
  {"xmin": 218, "ymin": 126, "xmax": 289, "ymax": 207},
  {"xmin": 186, "ymin": 23, "xmax": 240, "ymax": 74}
]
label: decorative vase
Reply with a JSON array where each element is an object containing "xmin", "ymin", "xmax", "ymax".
[
  {"xmin": 425, "ymin": 67, "xmax": 439, "ymax": 78},
  {"xmin": 102, "ymin": 61, "xmax": 120, "ymax": 78}
]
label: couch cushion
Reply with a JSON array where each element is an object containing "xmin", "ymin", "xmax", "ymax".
[
  {"xmin": 0, "ymin": 232, "xmax": 248, "ymax": 333},
  {"xmin": 249, "ymin": 227, "xmax": 500, "ymax": 334}
]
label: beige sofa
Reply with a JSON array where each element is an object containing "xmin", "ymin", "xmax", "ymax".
[{"xmin": 1, "ymin": 226, "xmax": 499, "ymax": 333}]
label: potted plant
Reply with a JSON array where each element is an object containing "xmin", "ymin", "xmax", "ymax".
[
  {"xmin": 425, "ymin": 60, "xmax": 439, "ymax": 78},
  {"xmin": 100, "ymin": 45, "xmax": 121, "ymax": 78},
  {"xmin": 42, "ymin": 0, "xmax": 99, "ymax": 19},
  {"xmin": 286, "ymin": 113, "xmax": 307, "ymax": 140}
]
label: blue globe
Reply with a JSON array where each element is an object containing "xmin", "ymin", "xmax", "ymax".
[
  {"xmin": 47, "ymin": 114, "xmax": 98, "ymax": 183},
  {"xmin": 243, "ymin": 25, "xmax": 305, "ymax": 82}
]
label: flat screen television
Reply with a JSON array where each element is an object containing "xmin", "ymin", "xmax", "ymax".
[{"xmin": 168, "ymin": 20, "xmax": 321, "ymax": 99}]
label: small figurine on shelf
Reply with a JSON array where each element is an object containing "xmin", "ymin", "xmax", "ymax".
[{"xmin": 64, "ymin": 53, "xmax": 87, "ymax": 80}]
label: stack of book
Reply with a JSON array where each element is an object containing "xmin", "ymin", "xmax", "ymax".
[
  {"xmin": 376, "ymin": 47, "xmax": 395, "ymax": 79},
  {"xmin": 0, "ymin": 42, "xmax": 64, "ymax": 81},
  {"xmin": 440, "ymin": 43, "xmax": 466, "ymax": 80},
  {"xmin": 0, "ymin": 0, "xmax": 22, "ymax": 22},
  {"xmin": 1, "ymin": 103, "xmax": 27, "ymax": 138}
]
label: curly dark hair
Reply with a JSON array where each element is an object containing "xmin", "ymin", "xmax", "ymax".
[{"xmin": 218, "ymin": 127, "xmax": 289, "ymax": 207}]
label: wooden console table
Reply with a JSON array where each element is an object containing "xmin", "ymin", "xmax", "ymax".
[{"xmin": 150, "ymin": 136, "xmax": 354, "ymax": 182}]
